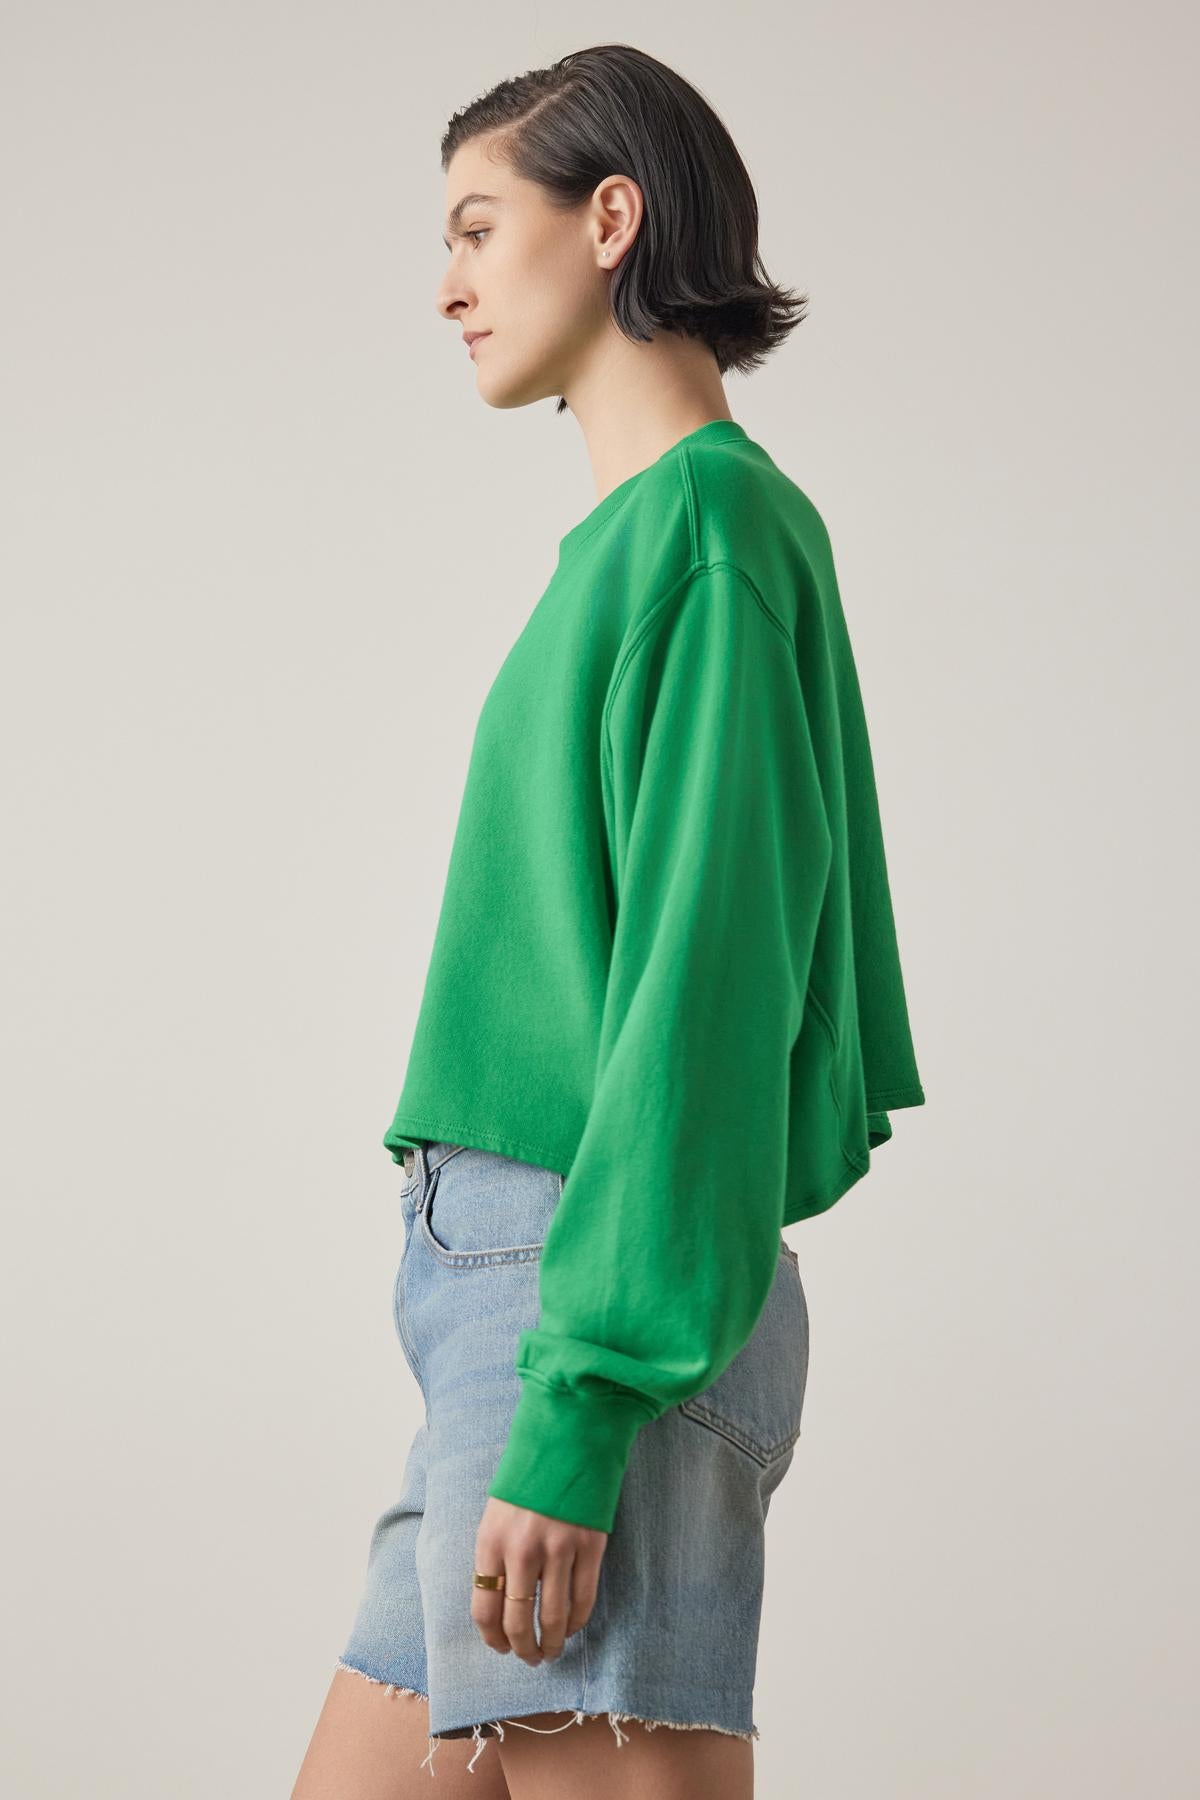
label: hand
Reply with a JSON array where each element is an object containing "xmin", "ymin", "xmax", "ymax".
[{"xmin": 472, "ymin": 1496, "xmax": 608, "ymax": 1664}]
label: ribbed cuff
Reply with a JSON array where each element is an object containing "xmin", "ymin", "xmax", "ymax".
[{"xmin": 486, "ymin": 1375, "xmax": 653, "ymax": 1533}]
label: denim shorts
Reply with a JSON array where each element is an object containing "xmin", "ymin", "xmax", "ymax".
[{"xmin": 338, "ymin": 1138, "xmax": 809, "ymax": 1777}]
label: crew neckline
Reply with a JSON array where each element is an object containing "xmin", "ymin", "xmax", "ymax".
[{"xmin": 557, "ymin": 418, "xmax": 748, "ymax": 558}]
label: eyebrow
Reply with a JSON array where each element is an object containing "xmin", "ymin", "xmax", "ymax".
[{"xmin": 442, "ymin": 192, "xmax": 503, "ymax": 249}]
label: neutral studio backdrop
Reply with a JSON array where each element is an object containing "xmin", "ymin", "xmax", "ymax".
[{"xmin": 3, "ymin": 4, "xmax": 1196, "ymax": 1796}]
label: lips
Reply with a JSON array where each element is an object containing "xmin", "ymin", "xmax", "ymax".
[{"xmin": 465, "ymin": 332, "xmax": 491, "ymax": 358}]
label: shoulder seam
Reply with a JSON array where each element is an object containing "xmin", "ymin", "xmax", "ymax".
[
  {"xmin": 601, "ymin": 557, "xmax": 795, "ymax": 766},
  {"xmin": 675, "ymin": 449, "xmax": 792, "ymax": 639}
]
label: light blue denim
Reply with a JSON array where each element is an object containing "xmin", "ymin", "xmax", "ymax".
[{"xmin": 338, "ymin": 1139, "xmax": 809, "ymax": 1776}]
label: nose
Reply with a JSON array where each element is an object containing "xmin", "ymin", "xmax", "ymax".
[{"xmin": 436, "ymin": 269, "xmax": 472, "ymax": 323}]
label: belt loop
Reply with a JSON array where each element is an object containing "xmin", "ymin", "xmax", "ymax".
[{"xmin": 402, "ymin": 1142, "xmax": 430, "ymax": 1202}]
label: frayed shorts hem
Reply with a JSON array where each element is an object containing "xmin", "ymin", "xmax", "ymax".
[
  {"xmin": 336, "ymin": 1656, "xmax": 427, "ymax": 1701},
  {"xmin": 337, "ymin": 1657, "xmax": 759, "ymax": 1778}
]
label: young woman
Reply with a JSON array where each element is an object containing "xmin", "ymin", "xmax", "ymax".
[{"xmin": 293, "ymin": 42, "xmax": 925, "ymax": 1800}]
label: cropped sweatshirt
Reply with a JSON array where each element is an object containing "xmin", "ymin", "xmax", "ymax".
[{"xmin": 382, "ymin": 418, "xmax": 926, "ymax": 1533}]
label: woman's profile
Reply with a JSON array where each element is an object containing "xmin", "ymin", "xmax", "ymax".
[{"xmin": 292, "ymin": 41, "xmax": 925, "ymax": 1798}]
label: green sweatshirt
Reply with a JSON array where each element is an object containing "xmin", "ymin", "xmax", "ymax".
[{"xmin": 382, "ymin": 417, "xmax": 925, "ymax": 1533}]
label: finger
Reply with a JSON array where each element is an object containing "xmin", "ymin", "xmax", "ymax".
[
  {"xmin": 566, "ymin": 1544, "xmax": 603, "ymax": 1639},
  {"xmin": 536, "ymin": 1546, "xmax": 574, "ymax": 1661},
  {"xmin": 470, "ymin": 1548, "xmax": 511, "ymax": 1654},
  {"xmin": 502, "ymin": 1556, "xmax": 544, "ymax": 1664}
]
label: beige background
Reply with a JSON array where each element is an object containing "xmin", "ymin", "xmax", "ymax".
[{"xmin": 3, "ymin": 4, "xmax": 1197, "ymax": 1796}]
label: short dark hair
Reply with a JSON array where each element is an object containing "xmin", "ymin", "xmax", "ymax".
[{"xmin": 441, "ymin": 44, "xmax": 808, "ymax": 415}]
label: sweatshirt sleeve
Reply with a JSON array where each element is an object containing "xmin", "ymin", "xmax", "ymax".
[{"xmin": 485, "ymin": 560, "xmax": 834, "ymax": 1533}]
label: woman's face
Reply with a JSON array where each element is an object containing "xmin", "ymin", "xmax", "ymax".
[{"xmin": 436, "ymin": 136, "xmax": 616, "ymax": 411}]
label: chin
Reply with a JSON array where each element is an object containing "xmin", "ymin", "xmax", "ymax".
[{"xmin": 475, "ymin": 359, "xmax": 560, "ymax": 412}]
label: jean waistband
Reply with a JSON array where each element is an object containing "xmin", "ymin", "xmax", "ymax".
[{"xmin": 401, "ymin": 1137, "xmax": 793, "ymax": 1254}]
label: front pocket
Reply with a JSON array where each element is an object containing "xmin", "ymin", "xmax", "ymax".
[
  {"xmin": 678, "ymin": 1247, "xmax": 809, "ymax": 1465},
  {"xmin": 418, "ymin": 1148, "xmax": 560, "ymax": 1268}
]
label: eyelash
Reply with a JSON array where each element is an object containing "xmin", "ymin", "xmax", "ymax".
[{"xmin": 466, "ymin": 229, "xmax": 489, "ymax": 246}]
